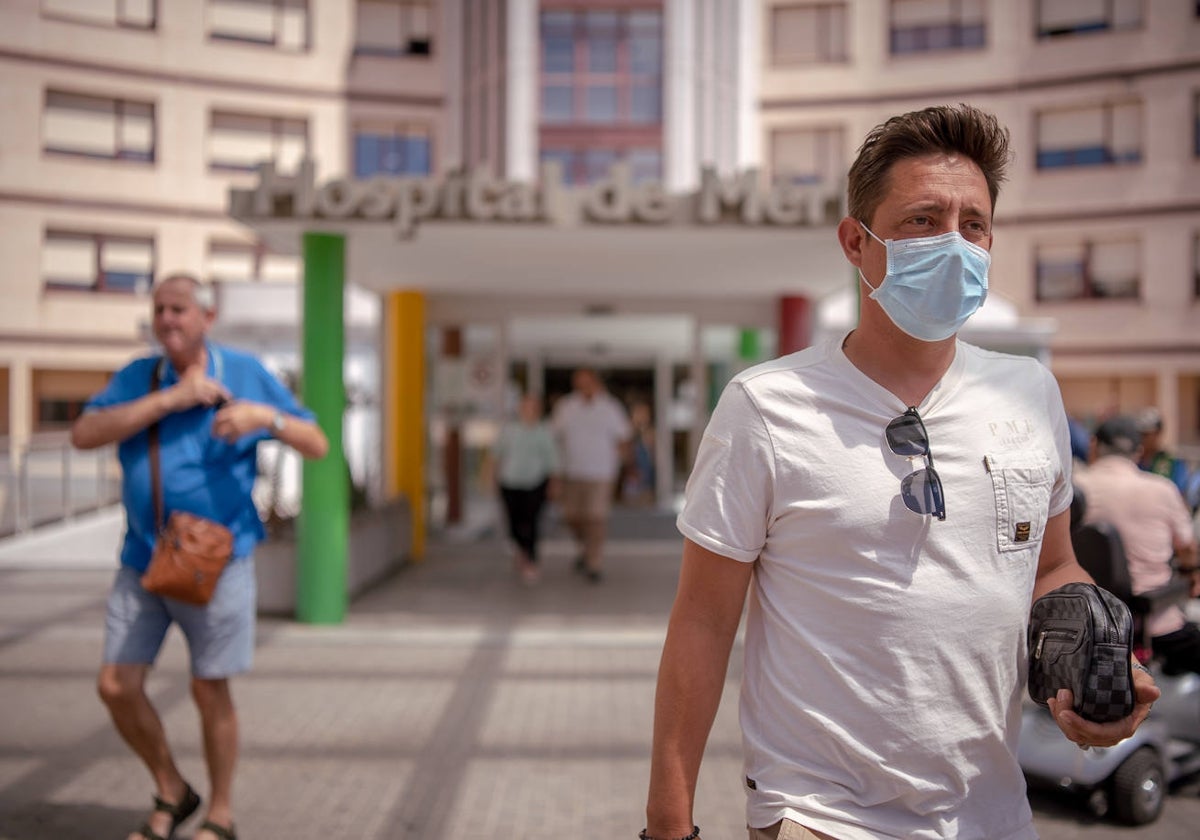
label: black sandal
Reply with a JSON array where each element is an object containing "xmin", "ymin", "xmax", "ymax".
[
  {"xmin": 134, "ymin": 782, "xmax": 201, "ymax": 840},
  {"xmin": 197, "ymin": 819, "xmax": 238, "ymax": 840}
]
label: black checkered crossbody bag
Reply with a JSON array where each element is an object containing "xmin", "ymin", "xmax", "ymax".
[{"xmin": 1028, "ymin": 582, "xmax": 1135, "ymax": 723}]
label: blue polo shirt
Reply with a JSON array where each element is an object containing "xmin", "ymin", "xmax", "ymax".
[{"xmin": 85, "ymin": 343, "xmax": 316, "ymax": 572}]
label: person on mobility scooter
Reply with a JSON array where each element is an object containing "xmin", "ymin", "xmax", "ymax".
[{"xmin": 1019, "ymin": 416, "xmax": 1200, "ymax": 824}]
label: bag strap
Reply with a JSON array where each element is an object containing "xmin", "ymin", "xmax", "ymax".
[
  {"xmin": 149, "ymin": 361, "xmax": 164, "ymax": 532},
  {"xmin": 147, "ymin": 346, "xmax": 224, "ymax": 532}
]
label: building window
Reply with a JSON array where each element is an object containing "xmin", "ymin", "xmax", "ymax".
[
  {"xmin": 354, "ymin": 122, "xmax": 432, "ymax": 177},
  {"xmin": 1036, "ymin": 0, "xmax": 1141, "ymax": 38},
  {"xmin": 33, "ymin": 370, "xmax": 111, "ymax": 432},
  {"xmin": 355, "ymin": 0, "xmax": 431, "ymax": 56},
  {"xmin": 1195, "ymin": 91, "xmax": 1200, "ymax": 158},
  {"xmin": 208, "ymin": 0, "xmax": 308, "ymax": 51},
  {"xmin": 770, "ymin": 126, "xmax": 844, "ymax": 186},
  {"xmin": 209, "ymin": 111, "xmax": 308, "ymax": 172},
  {"xmin": 41, "ymin": 0, "xmax": 156, "ymax": 29},
  {"xmin": 770, "ymin": 3, "xmax": 848, "ymax": 64},
  {"xmin": 1036, "ymin": 100, "xmax": 1141, "ymax": 169},
  {"xmin": 206, "ymin": 240, "xmax": 299, "ymax": 284},
  {"xmin": 539, "ymin": 9, "xmax": 663, "ymax": 125},
  {"xmin": 42, "ymin": 229, "xmax": 155, "ymax": 294},
  {"xmin": 1035, "ymin": 238, "xmax": 1140, "ymax": 301},
  {"xmin": 1194, "ymin": 233, "xmax": 1200, "ymax": 299},
  {"xmin": 890, "ymin": 0, "xmax": 986, "ymax": 54},
  {"xmin": 43, "ymin": 90, "xmax": 155, "ymax": 162},
  {"xmin": 37, "ymin": 397, "xmax": 87, "ymax": 430},
  {"xmin": 539, "ymin": 146, "xmax": 661, "ymax": 186}
]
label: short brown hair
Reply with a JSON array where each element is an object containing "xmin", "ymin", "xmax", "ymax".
[{"xmin": 847, "ymin": 104, "xmax": 1012, "ymax": 224}]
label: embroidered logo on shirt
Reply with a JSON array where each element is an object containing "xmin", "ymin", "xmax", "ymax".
[{"xmin": 1014, "ymin": 522, "xmax": 1032, "ymax": 542}]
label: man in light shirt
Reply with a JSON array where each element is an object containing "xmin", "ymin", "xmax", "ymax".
[
  {"xmin": 551, "ymin": 368, "xmax": 632, "ymax": 583},
  {"xmin": 1075, "ymin": 414, "xmax": 1199, "ymax": 676}
]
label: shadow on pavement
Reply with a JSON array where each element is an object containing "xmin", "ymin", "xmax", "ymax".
[{"xmin": 0, "ymin": 801, "xmax": 152, "ymax": 840}]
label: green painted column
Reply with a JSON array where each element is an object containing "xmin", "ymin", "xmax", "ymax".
[
  {"xmin": 297, "ymin": 232, "xmax": 348, "ymax": 624},
  {"xmin": 737, "ymin": 328, "xmax": 760, "ymax": 364}
]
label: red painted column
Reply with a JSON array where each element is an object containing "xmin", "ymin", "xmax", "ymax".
[{"xmin": 778, "ymin": 295, "xmax": 812, "ymax": 356}]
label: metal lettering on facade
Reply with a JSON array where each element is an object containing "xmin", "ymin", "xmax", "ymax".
[{"xmin": 229, "ymin": 159, "xmax": 844, "ymax": 237}]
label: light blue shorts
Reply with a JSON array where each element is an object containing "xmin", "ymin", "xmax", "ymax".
[{"xmin": 103, "ymin": 558, "xmax": 256, "ymax": 679}]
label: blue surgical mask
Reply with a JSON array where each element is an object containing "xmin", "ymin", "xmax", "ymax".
[{"xmin": 858, "ymin": 221, "xmax": 990, "ymax": 342}]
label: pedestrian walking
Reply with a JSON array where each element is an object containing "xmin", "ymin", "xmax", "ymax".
[
  {"xmin": 551, "ymin": 367, "xmax": 632, "ymax": 583},
  {"xmin": 643, "ymin": 104, "xmax": 1159, "ymax": 840},
  {"xmin": 490, "ymin": 393, "xmax": 560, "ymax": 584},
  {"xmin": 71, "ymin": 273, "xmax": 328, "ymax": 840}
]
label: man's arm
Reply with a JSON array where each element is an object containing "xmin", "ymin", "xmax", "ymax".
[
  {"xmin": 1034, "ymin": 510, "xmax": 1161, "ymax": 747},
  {"xmin": 263, "ymin": 409, "xmax": 328, "ymax": 460},
  {"xmin": 71, "ymin": 390, "xmax": 176, "ymax": 450},
  {"xmin": 71, "ymin": 366, "xmax": 230, "ymax": 450},
  {"xmin": 212, "ymin": 402, "xmax": 328, "ymax": 460},
  {"xmin": 1165, "ymin": 487, "xmax": 1199, "ymax": 595},
  {"xmin": 646, "ymin": 539, "xmax": 753, "ymax": 839},
  {"xmin": 1031, "ymin": 508, "xmax": 1093, "ymax": 601}
]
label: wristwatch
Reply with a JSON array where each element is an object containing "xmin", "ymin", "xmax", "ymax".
[{"xmin": 270, "ymin": 411, "xmax": 285, "ymax": 436}]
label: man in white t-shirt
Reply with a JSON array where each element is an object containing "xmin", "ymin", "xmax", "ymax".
[
  {"xmin": 642, "ymin": 105, "xmax": 1160, "ymax": 840},
  {"xmin": 551, "ymin": 367, "xmax": 632, "ymax": 582}
]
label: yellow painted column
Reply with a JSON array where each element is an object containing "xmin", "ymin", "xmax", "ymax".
[{"xmin": 386, "ymin": 291, "xmax": 426, "ymax": 560}]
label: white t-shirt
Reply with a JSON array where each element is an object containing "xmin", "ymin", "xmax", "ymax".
[
  {"xmin": 677, "ymin": 336, "xmax": 1073, "ymax": 840},
  {"xmin": 552, "ymin": 391, "xmax": 632, "ymax": 481}
]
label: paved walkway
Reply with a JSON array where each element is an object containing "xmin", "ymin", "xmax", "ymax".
[{"xmin": 0, "ymin": 508, "xmax": 1197, "ymax": 839}]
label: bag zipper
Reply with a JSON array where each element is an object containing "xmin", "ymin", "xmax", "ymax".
[
  {"xmin": 1092, "ymin": 590, "xmax": 1119, "ymax": 645},
  {"xmin": 1034, "ymin": 627, "xmax": 1078, "ymax": 660}
]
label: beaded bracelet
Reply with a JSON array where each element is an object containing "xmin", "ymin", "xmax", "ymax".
[{"xmin": 638, "ymin": 826, "xmax": 700, "ymax": 840}]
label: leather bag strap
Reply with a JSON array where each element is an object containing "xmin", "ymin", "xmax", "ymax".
[{"xmin": 149, "ymin": 361, "xmax": 164, "ymax": 532}]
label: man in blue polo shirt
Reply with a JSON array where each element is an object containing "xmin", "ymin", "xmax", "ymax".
[{"xmin": 72, "ymin": 273, "xmax": 327, "ymax": 840}]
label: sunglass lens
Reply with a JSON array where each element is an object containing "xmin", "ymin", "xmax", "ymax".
[
  {"xmin": 886, "ymin": 413, "xmax": 928, "ymax": 457},
  {"xmin": 900, "ymin": 467, "xmax": 946, "ymax": 520}
]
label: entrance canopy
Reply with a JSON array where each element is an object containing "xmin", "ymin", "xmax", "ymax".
[{"xmin": 230, "ymin": 160, "xmax": 854, "ymax": 327}]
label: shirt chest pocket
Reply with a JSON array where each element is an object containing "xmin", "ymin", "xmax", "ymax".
[{"xmin": 984, "ymin": 451, "xmax": 1054, "ymax": 553}]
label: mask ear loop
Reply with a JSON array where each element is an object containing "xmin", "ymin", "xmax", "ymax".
[
  {"xmin": 859, "ymin": 220, "xmax": 886, "ymax": 245},
  {"xmin": 858, "ymin": 221, "xmax": 887, "ymax": 294}
]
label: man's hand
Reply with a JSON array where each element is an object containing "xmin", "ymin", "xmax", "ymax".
[
  {"xmin": 170, "ymin": 367, "xmax": 231, "ymax": 412},
  {"xmin": 1047, "ymin": 665, "xmax": 1161, "ymax": 749},
  {"xmin": 211, "ymin": 402, "xmax": 271, "ymax": 444}
]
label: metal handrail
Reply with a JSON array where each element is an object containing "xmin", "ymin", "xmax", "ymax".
[{"xmin": 1, "ymin": 433, "xmax": 121, "ymax": 537}]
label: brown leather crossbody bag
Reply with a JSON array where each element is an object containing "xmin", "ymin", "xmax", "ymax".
[{"xmin": 139, "ymin": 361, "xmax": 234, "ymax": 605}]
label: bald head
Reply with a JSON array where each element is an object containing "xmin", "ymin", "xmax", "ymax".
[{"xmin": 155, "ymin": 273, "xmax": 215, "ymax": 313}]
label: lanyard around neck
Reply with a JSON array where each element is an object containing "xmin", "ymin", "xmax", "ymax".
[{"xmin": 157, "ymin": 345, "xmax": 223, "ymax": 386}]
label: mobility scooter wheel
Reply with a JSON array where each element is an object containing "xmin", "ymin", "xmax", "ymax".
[{"xmin": 1111, "ymin": 747, "xmax": 1165, "ymax": 825}]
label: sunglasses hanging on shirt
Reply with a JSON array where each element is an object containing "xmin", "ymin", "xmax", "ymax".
[{"xmin": 885, "ymin": 407, "xmax": 946, "ymax": 521}]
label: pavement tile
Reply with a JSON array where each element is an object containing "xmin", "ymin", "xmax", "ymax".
[
  {"xmin": 237, "ymin": 677, "xmax": 456, "ymax": 752},
  {"xmin": 1, "ymin": 509, "xmax": 1198, "ymax": 839},
  {"xmin": 231, "ymin": 757, "xmax": 414, "ymax": 839}
]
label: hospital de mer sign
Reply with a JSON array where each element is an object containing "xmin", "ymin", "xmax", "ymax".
[{"xmin": 229, "ymin": 159, "xmax": 845, "ymax": 238}]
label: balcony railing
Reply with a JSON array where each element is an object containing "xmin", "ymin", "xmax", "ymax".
[{"xmin": 0, "ymin": 433, "xmax": 122, "ymax": 537}]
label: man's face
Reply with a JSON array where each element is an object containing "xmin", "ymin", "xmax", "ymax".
[
  {"xmin": 152, "ymin": 278, "xmax": 212, "ymax": 357},
  {"xmin": 1140, "ymin": 428, "xmax": 1162, "ymax": 453},
  {"xmin": 857, "ymin": 153, "xmax": 993, "ymax": 288},
  {"xmin": 573, "ymin": 370, "xmax": 598, "ymax": 398},
  {"xmin": 518, "ymin": 395, "xmax": 542, "ymax": 423}
]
